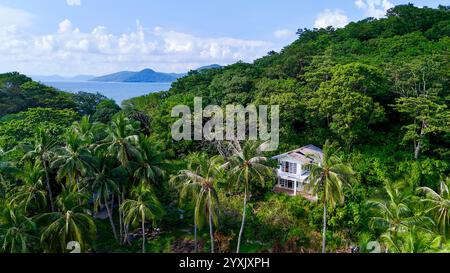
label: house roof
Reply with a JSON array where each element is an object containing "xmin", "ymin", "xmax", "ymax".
[{"xmin": 272, "ymin": 144, "xmax": 323, "ymax": 164}]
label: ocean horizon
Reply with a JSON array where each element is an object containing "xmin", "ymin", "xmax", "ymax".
[{"xmin": 44, "ymin": 81, "xmax": 173, "ymax": 105}]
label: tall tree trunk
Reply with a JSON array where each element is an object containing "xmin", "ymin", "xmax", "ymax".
[
  {"xmin": 41, "ymin": 158, "xmax": 54, "ymax": 212},
  {"xmin": 209, "ymin": 196, "xmax": 214, "ymax": 254},
  {"xmin": 414, "ymin": 120, "xmax": 426, "ymax": 160},
  {"xmin": 194, "ymin": 209, "xmax": 198, "ymax": 253},
  {"xmin": 111, "ymin": 193, "xmax": 115, "ymax": 211},
  {"xmin": 142, "ymin": 213, "xmax": 146, "ymax": 253},
  {"xmin": 104, "ymin": 195, "xmax": 118, "ymax": 241},
  {"xmin": 386, "ymin": 224, "xmax": 391, "ymax": 253},
  {"xmin": 124, "ymin": 223, "xmax": 130, "ymax": 245},
  {"xmin": 322, "ymin": 193, "xmax": 327, "ymax": 253},
  {"xmin": 236, "ymin": 187, "xmax": 247, "ymax": 253},
  {"xmin": 121, "ymin": 190, "xmax": 127, "ymax": 244},
  {"xmin": 414, "ymin": 140, "xmax": 421, "ymax": 160},
  {"xmin": 118, "ymin": 194, "xmax": 123, "ymax": 242},
  {"xmin": 75, "ymin": 176, "xmax": 82, "ymax": 205}
]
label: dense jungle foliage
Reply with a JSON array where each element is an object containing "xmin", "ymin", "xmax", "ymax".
[{"xmin": 0, "ymin": 4, "xmax": 449, "ymax": 253}]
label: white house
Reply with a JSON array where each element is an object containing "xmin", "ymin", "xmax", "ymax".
[{"xmin": 272, "ymin": 145, "xmax": 323, "ymax": 198}]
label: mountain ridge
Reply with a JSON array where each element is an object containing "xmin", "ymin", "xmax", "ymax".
[
  {"xmin": 31, "ymin": 64, "xmax": 224, "ymax": 83},
  {"xmin": 90, "ymin": 68, "xmax": 186, "ymax": 83}
]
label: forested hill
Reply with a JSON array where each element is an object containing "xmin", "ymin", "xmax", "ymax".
[
  {"xmin": 124, "ymin": 4, "xmax": 449, "ymax": 158},
  {"xmin": 0, "ymin": 4, "xmax": 449, "ymax": 254},
  {"xmin": 0, "ymin": 73, "xmax": 122, "ymax": 147}
]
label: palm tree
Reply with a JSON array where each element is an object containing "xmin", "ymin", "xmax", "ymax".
[
  {"xmin": 382, "ymin": 226, "xmax": 441, "ymax": 253},
  {"xmin": 72, "ymin": 116, "xmax": 107, "ymax": 145},
  {"xmin": 225, "ymin": 141, "xmax": 274, "ymax": 253},
  {"xmin": 121, "ymin": 183, "xmax": 164, "ymax": 253},
  {"xmin": 305, "ymin": 140, "xmax": 354, "ymax": 253},
  {"xmin": 170, "ymin": 154, "xmax": 222, "ymax": 253},
  {"xmin": 52, "ymin": 130, "xmax": 94, "ymax": 193},
  {"xmin": 132, "ymin": 135, "xmax": 166, "ymax": 189},
  {"xmin": 0, "ymin": 205, "xmax": 37, "ymax": 253},
  {"xmin": 23, "ymin": 128, "xmax": 57, "ymax": 211},
  {"xmin": 88, "ymin": 150, "xmax": 119, "ymax": 241},
  {"xmin": 367, "ymin": 180, "xmax": 433, "ymax": 252},
  {"xmin": 8, "ymin": 161, "xmax": 47, "ymax": 213},
  {"xmin": 418, "ymin": 177, "xmax": 450, "ymax": 246},
  {"xmin": 97, "ymin": 113, "xmax": 139, "ymax": 243},
  {"xmin": 35, "ymin": 187, "xmax": 96, "ymax": 253},
  {"xmin": 99, "ymin": 113, "xmax": 139, "ymax": 169}
]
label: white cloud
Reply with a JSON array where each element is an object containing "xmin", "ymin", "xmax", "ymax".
[
  {"xmin": 355, "ymin": 0, "xmax": 394, "ymax": 18},
  {"xmin": 0, "ymin": 19, "xmax": 275, "ymax": 76},
  {"xmin": 314, "ymin": 9, "xmax": 349, "ymax": 29},
  {"xmin": 274, "ymin": 29, "xmax": 294, "ymax": 39},
  {"xmin": 66, "ymin": 0, "xmax": 81, "ymax": 6},
  {"xmin": 0, "ymin": 4, "xmax": 33, "ymax": 29},
  {"xmin": 58, "ymin": 19, "xmax": 74, "ymax": 33}
]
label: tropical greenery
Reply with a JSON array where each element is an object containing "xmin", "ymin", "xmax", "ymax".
[{"xmin": 0, "ymin": 4, "xmax": 449, "ymax": 253}]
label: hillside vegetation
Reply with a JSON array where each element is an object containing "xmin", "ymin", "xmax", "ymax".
[{"xmin": 0, "ymin": 4, "xmax": 449, "ymax": 253}]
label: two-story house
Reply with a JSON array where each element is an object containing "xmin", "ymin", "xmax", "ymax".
[{"xmin": 272, "ymin": 145, "xmax": 323, "ymax": 199}]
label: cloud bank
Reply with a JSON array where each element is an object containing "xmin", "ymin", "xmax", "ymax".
[
  {"xmin": 355, "ymin": 0, "xmax": 394, "ymax": 18},
  {"xmin": 0, "ymin": 16, "xmax": 275, "ymax": 76},
  {"xmin": 0, "ymin": 4, "xmax": 34, "ymax": 29},
  {"xmin": 314, "ymin": 9, "xmax": 349, "ymax": 29}
]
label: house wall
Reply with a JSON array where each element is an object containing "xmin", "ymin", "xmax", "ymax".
[
  {"xmin": 275, "ymin": 156, "xmax": 311, "ymax": 194},
  {"xmin": 276, "ymin": 155, "xmax": 307, "ymax": 180}
]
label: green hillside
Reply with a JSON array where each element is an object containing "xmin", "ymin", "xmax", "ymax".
[
  {"xmin": 0, "ymin": 4, "xmax": 449, "ymax": 253},
  {"xmin": 126, "ymin": 4, "xmax": 450, "ymax": 157}
]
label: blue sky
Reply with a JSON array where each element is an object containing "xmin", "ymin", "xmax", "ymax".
[{"xmin": 0, "ymin": 0, "xmax": 448, "ymax": 76}]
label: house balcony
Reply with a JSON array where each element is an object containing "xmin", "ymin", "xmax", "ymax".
[
  {"xmin": 276, "ymin": 169, "xmax": 310, "ymax": 181},
  {"xmin": 273, "ymin": 186, "xmax": 317, "ymax": 202}
]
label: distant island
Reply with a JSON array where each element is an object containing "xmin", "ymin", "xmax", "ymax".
[
  {"xmin": 32, "ymin": 65, "xmax": 223, "ymax": 84},
  {"xmin": 91, "ymin": 65, "xmax": 222, "ymax": 83},
  {"xmin": 90, "ymin": 68, "xmax": 186, "ymax": 83}
]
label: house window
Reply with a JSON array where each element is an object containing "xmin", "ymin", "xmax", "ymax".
[
  {"xmin": 290, "ymin": 163, "xmax": 297, "ymax": 174},
  {"xmin": 281, "ymin": 161, "xmax": 297, "ymax": 174},
  {"xmin": 279, "ymin": 178, "xmax": 295, "ymax": 189}
]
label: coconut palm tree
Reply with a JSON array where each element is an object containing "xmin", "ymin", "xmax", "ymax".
[
  {"xmin": 23, "ymin": 128, "xmax": 57, "ymax": 211},
  {"xmin": 170, "ymin": 153, "xmax": 222, "ymax": 253},
  {"xmin": 35, "ymin": 187, "xmax": 96, "ymax": 253},
  {"xmin": 121, "ymin": 183, "xmax": 164, "ymax": 253},
  {"xmin": 97, "ymin": 114, "xmax": 139, "ymax": 243},
  {"xmin": 382, "ymin": 226, "xmax": 441, "ymax": 253},
  {"xmin": 0, "ymin": 204, "xmax": 37, "ymax": 253},
  {"xmin": 99, "ymin": 113, "xmax": 139, "ymax": 169},
  {"xmin": 225, "ymin": 141, "xmax": 274, "ymax": 253},
  {"xmin": 305, "ymin": 140, "xmax": 355, "ymax": 253},
  {"xmin": 52, "ymin": 130, "xmax": 94, "ymax": 193},
  {"xmin": 124, "ymin": 136, "xmax": 167, "ymax": 243},
  {"xmin": 88, "ymin": 150, "xmax": 120, "ymax": 241},
  {"xmin": 418, "ymin": 177, "xmax": 450, "ymax": 246},
  {"xmin": 367, "ymin": 180, "xmax": 433, "ymax": 252},
  {"xmin": 368, "ymin": 181, "xmax": 414, "ymax": 234},
  {"xmin": 8, "ymin": 161, "xmax": 47, "ymax": 213},
  {"xmin": 71, "ymin": 116, "xmax": 107, "ymax": 145},
  {"xmin": 132, "ymin": 135, "xmax": 166, "ymax": 189}
]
